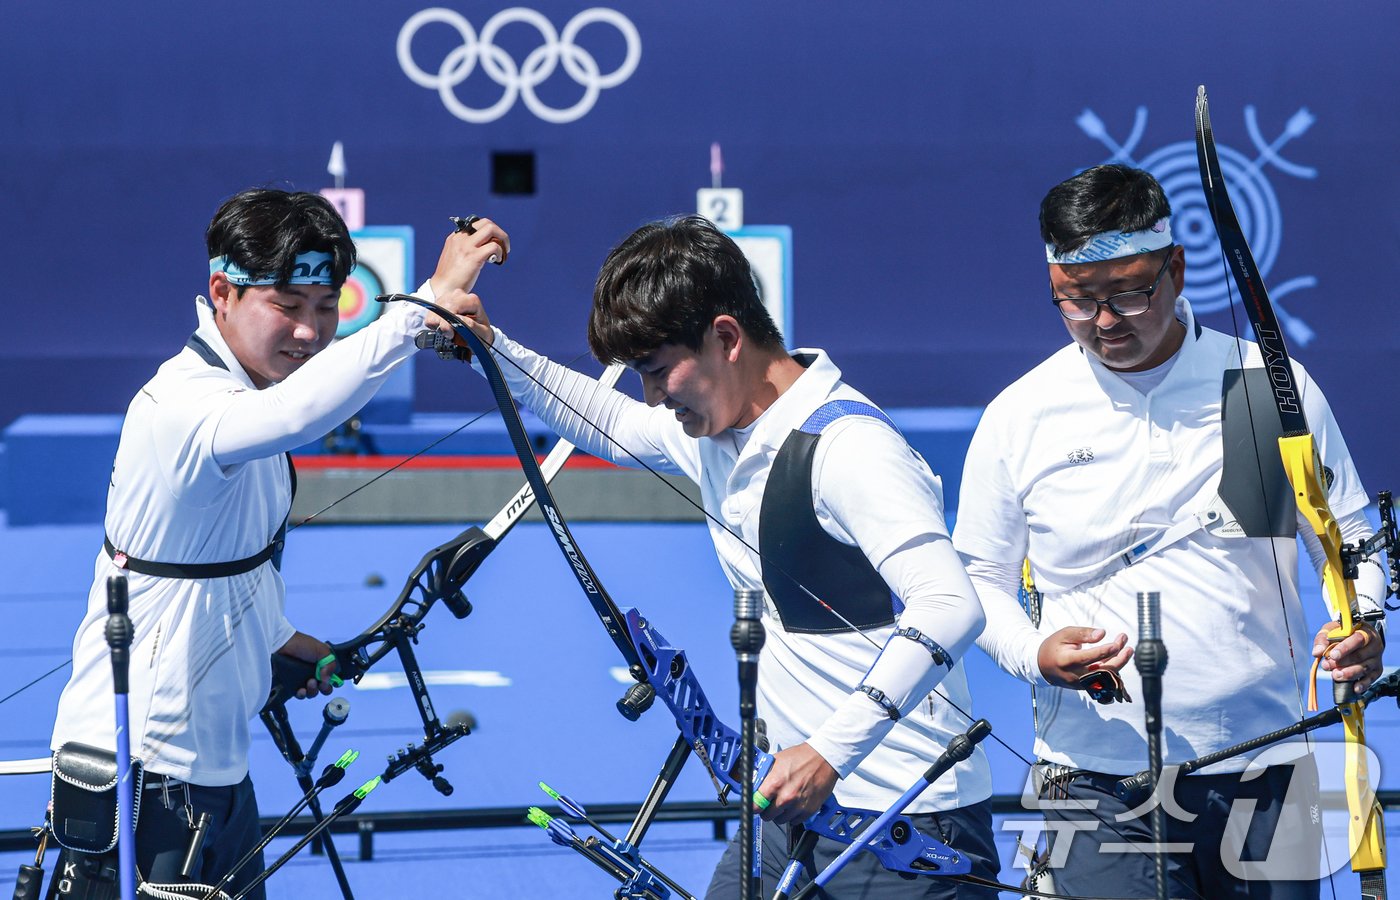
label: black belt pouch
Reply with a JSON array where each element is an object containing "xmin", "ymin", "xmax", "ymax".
[{"xmin": 50, "ymin": 742, "xmax": 143, "ymax": 854}]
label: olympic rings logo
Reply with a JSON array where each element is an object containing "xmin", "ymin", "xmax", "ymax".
[{"xmin": 396, "ymin": 7, "xmax": 642, "ymax": 125}]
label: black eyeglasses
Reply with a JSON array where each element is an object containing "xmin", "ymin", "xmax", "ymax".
[{"xmin": 1051, "ymin": 251, "xmax": 1174, "ymax": 321}]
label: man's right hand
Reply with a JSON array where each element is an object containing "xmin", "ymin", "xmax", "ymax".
[
  {"xmin": 1038, "ymin": 626, "xmax": 1133, "ymax": 688},
  {"xmin": 752, "ymin": 742, "xmax": 839, "ymax": 825},
  {"xmin": 429, "ymin": 216, "xmax": 510, "ymax": 299}
]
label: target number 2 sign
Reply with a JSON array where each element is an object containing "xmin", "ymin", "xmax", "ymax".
[{"xmin": 697, "ymin": 188, "xmax": 744, "ymax": 232}]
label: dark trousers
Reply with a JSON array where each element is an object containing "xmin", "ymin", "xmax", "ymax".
[
  {"xmin": 1039, "ymin": 762, "xmax": 1322, "ymax": 899},
  {"xmin": 704, "ymin": 800, "xmax": 999, "ymax": 899},
  {"xmin": 138, "ymin": 773, "xmax": 266, "ymax": 898},
  {"xmin": 47, "ymin": 774, "xmax": 265, "ymax": 899}
]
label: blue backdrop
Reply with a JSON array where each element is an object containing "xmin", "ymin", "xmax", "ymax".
[{"xmin": 1, "ymin": 1, "xmax": 1396, "ymax": 490}]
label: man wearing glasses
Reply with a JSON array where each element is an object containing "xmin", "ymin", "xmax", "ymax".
[{"xmin": 952, "ymin": 165, "xmax": 1386, "ymax": 897}]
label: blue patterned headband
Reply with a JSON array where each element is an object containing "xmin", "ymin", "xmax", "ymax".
[
  {"xmin": 209, "ymin": 251, "xmax": 337, "ymax": 286},
  {"xmin": 1046, "ymin": 217, "xmax": 1173, "ymax": 265}
]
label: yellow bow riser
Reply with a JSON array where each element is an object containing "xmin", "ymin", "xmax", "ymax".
[
  {"xmin": 1280, "ymin": 432, "xmax": 1359, "ymax": 673},
  {"xmin": 1279, "ymin": 432, "xmax": 1386, "ymax": 878}
]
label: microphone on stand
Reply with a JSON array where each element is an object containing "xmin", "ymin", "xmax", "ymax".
[
  {"xmin": 1135, "ymin": 591, "xmax": 1168, "ymax": 900},
  {"xmin": 105, "ymin": 576, "xmax": 137, "ymax": 900},
  {"xmin": 732, "ymin": 588, "xmax": 766, "ymax": 900}
]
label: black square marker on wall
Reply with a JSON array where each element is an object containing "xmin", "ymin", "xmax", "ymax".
[{"xmin": 492, "ymin": 152, "xmax": 535, "ymax": 195}]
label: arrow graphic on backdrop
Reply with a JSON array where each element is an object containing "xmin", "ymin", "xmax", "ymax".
[{"xmin": 1075, "ymin": 104, "xmax": 1319, "ymax": 346}]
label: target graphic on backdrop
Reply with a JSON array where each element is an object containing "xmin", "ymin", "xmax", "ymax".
[
  {"xmin": 1138, "ymin": 139, "xmax": 1283, "ymax": 314},
  {"xmin": 336, "ymin": 259, "xmax": 386, "ymax": 338},
  {"xmin": 1075, "ymin": 105, "xmax": 1319, "ymax": 345}
]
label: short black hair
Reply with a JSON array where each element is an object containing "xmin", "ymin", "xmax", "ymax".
[
  {"xmin": 587, "ymin": 216, "xmax": 783, "ymax": 363},
  {"xmin": 205, "ymin": 188, "xmax": 356, "ymax": 290},
  {"xmin": 1040, "ymin": 165, "xmax": 1172, "ymax": 257}
]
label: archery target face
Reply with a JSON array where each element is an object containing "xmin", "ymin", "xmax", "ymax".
[{"xmin": 337, "ymin": 259, "xmax": 386, "ymax": 338}]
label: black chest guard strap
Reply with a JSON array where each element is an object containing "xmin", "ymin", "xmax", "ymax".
[
  {"xmin": 759, "ymin": 400, "xmax": 902, "ymax": 634},
  {"xmin": 103, "ymin": 334, "xmax": 295, "ymax": 579}
]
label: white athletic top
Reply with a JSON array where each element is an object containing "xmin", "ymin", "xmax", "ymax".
[
  {"xmin": 954, "ymin": 298, "xmax": 1369, "ymax": 774},
  {"xmin": 479, "ymin": 330, "xmax": 992, "ymax": 813},
  {"xmin": 51, "ymin": 293, "xmax": 428, "ymax": 784}
]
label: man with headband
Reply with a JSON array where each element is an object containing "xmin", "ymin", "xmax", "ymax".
[
  {"xmin": 426, "ymin": 215, "xmax": 1000, "ymax": 897},
  {"xmin": 48, "ymin": 188, "xmax": 506, "ymax": 896},
  {"xmin": 953, "ymin": 164, "xmax": 1386, "ymax": 897}
]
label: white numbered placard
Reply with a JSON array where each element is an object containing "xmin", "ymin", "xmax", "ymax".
[{"xmin": 697, "ymin": 188, "xmax": 744, "ymax": 231}]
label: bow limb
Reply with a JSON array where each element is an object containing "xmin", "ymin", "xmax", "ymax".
[
  {"xmin": 482, "ymin": 362, "xmax": 628, "ymax": 538},
  {"xmin": 306, "ymin": 360, "xmax": 627, "ymax": 688},
  {"xmin": 205, "ymin": 331, "xmax": 627, "ymax": 899},
  {"xmin": 298, "ymin": 360, "xmax": 627, "ymax": 696},
  {"xmin": 1195, "ymin": 88, "xmax": 1363, "ymax": 663},
  {"xmin": 1196, "ymin": 86, "xmax": 1385, "ymax": 895},
  {"xmin": 385, "ymin": 295, "xmax": 649, "ymax": 672}
]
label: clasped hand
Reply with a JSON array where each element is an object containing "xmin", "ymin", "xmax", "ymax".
[
  {"xmin": 275, "ymin": 631, "xmax": 339, "ymax": 699},
  {"xmin": 753, "ymin": 742, "xmax": 839, "ymax": 825},
  {"xmin": 1312, "ymin": 620, "xmax": 1385, "ymax": 693}
]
